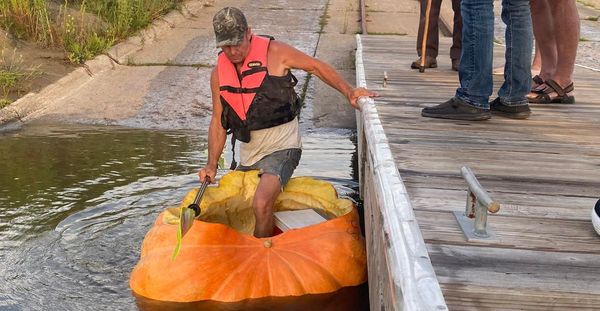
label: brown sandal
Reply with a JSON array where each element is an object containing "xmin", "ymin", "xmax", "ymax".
[
  {"xmin": 532, "ymin": 75, "xmax": 544, "ymax": 89},
  {"xmin": 528, "ymin": 79, "xmax": 575, "ymax": 104},
  {"xmin": 526, "ymin": 75, "xmax": 546, "ymax": 100}
]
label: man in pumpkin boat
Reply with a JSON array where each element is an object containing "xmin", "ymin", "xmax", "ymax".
[{"xmin": 198, "ymin": 7, "xmax": 376, "ymax": 237}]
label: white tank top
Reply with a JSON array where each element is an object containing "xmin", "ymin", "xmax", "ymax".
[{"xmin": 239, "ymin": 117, "xmax": 301, "ymax": 166}]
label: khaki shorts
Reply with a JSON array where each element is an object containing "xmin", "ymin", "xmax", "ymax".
[{"xmin": 236, "ymin": 148, "xmax": 302, "ymax": 187}]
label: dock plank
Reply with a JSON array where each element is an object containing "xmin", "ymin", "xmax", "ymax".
[
  {"xmin": 416, "ymin": 210, "xmax": 600, "ymax": 254},
  {"xmin": 428, "ymin": 244, "xmax": 600, "ymax": 294},
  {"xmin": 441, "ymin": 285, "xmax": 600, "ymax": 310}
]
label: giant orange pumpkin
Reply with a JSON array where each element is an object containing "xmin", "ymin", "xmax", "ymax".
[{"xmin": 129, "ymin": 171, "xmax": 367, "ymax": 302}]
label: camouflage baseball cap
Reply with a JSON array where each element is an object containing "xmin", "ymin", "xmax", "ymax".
[{"xmin": 213, "ymin": 7, "xmax": 248, "ymax": 47}]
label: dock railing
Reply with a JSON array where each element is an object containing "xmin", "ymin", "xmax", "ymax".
[{"xmin": 355, "ymin": 34, "xmax": 448, "ymax": 311}]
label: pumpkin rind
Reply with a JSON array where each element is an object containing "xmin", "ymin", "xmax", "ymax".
[{"xmin": 129, "ymin": 171, "xmax": 367, "ymax": 302}]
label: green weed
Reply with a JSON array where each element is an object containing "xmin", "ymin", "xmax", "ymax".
[
  {"xmin": 0, "ymin": 48, "xmax": 41, "ymax": 104},
  {"xmin": 0, "ymin": 0, "xmax": 55, "ymax": 45},
  {"xmin": 61, "ymin": 11, "xmax": 113, "ymax": 64},
  {"xmin": 0, "ymin": 98, "xmax": 11, "ymax": 109},
  {"xmin": 65, "ymin": 32, "xmax": 113, "ymax": 63}
]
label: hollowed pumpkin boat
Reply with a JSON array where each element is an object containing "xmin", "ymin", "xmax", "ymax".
[{"xmin": 129, "ymin": 170, "xmax": 367, "ymax": 303}]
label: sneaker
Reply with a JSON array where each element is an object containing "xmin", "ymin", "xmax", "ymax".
[
  {"xmin": 411, "ymin": 56, "xmax": 437, "ymax": 69},
  {"xmin": 421, "ymin": 98, "xmax": 491, "ymax": 121},
  {"xmin": 489, "ymin": 98, "xmax": 531, "ymax": 119},
  {"xmin": 593, "ymin": 199, "xmax": 600, "ymax": 236}
]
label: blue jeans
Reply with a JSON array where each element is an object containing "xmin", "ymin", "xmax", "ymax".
[{"xmin": 455, "ymin": 0, "xmax": 533, "ymax": 108}]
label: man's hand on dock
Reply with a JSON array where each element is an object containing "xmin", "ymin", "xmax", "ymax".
[{"xmin": 349, "ymin": 87, "xmax": 378, "ymax": 111}]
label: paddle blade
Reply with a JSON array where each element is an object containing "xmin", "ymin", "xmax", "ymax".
[
  {"xmin": 171, "ymin": 207, "xmax": 196, "ymax": 260},
  {"xmin": 180, "ymin": 207, "xmax": 196, "ymax": 237}
]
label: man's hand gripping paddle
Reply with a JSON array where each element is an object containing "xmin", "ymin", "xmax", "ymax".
[{"xmin": 172, "ymin": 178, "xmax": 210, "ymax": 260}]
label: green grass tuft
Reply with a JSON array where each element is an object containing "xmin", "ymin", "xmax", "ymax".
[
  {"xmin": 0, "ymin": 48, "xmax": 41, "ymax": 105},
  {"xmin": 0, "ymin": 0, "xmax": 55, "ymax": 45},
  {"xmin": 0, "ymin": 98, "xmax": 11, "ymax": 109}
]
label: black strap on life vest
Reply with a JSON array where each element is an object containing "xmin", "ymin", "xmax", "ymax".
[
  {"xmin": 219, "ymin": 86, "xmax": 262, "ymax": 94},
  {"xmin": 229, "ymin": 134, "xmax": 238, "ymax": 170},
  {"xmin": 239, "ymin": 67, "xmax": 268, "ymax": 79}
]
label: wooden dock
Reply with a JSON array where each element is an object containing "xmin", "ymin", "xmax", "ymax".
[{"xmin": 359, "ymin": 35, "xmax": 600, "ymax": 309}]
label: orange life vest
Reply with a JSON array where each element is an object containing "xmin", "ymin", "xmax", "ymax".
[{"xmin": 217, "ymin": 35, "xmax": 300, "ymax": 143}]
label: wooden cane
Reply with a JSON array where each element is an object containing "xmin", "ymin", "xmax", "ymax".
[{"xmin": 419, "ymin": 0, "xmax": 433, "ymax": 73}]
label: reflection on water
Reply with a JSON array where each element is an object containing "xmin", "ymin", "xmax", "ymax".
[
  {"xmin": 135, "ymin": 284, "xmax": 369, "ymax": 311},
  {"xmin": 0, "ymin": 125, "xmax": 204, "ymax": 253},
  {"xmin": 0, "ymin": 123, "xmax": 366, "ymax": 311},
  {"xmin": 0, "ymin": 124, "xmax": 206, "ymax": 310}
]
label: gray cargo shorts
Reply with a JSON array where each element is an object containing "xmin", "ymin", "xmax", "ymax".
[{"xmin": 236, "ymin": 148, "xmax": 302, "ymax": 188}]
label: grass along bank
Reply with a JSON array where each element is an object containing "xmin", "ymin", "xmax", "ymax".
[
  {"xmin": 0, "ymin": 48, "xmax": 40, "ymax": 109},
  {"xmin": 0, "ymin": 0, "xmax": 185, "ymax": 105},
  {"xmin": 1, "ymin": 0, "xmax": 185, "ymax": 63}
]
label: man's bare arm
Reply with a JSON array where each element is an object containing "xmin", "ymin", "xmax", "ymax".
[
  {"xmin": 199, "ymin": 67, "xmax": 227, "ymax": 183},
  {"xmin": 270, "ymin": 41, "xmax": 377, "ymax": 109}
]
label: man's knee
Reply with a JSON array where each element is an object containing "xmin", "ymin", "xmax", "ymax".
[
  {"xmin": 253, "ymin": 194, "xmax": 273, "ymax": 216},
  {"xmin": 252, "ymin": 173, "xmax": 281, "ymax": 223},
  {"xmin": 252, "ymin": 193, "xmax": 275, "ymax": 219}
]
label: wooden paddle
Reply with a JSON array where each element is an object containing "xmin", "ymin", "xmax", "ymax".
[{"xmin": 172, "ymin": 179, "xmax": 210, "ymax": 260}]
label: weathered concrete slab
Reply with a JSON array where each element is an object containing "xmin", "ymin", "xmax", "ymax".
[
  {"xmin": 126, "ymin": 2, "xmax": 324, "ymax": 66},
  {"xmin": 310, "ymin": 0, "xmax": 362, "ymax": 129},
  {"xmin": 28, "ymin": 66, "xmax": 213, "ymax": 129},
  {"xmin": 365, "ymin": 0, "xmax": 420, "ymax": 35}
]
